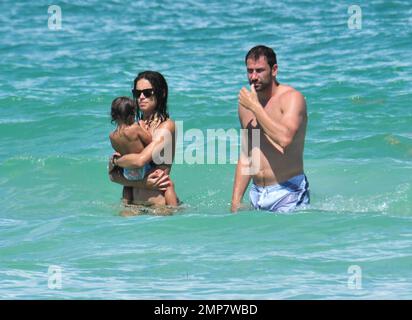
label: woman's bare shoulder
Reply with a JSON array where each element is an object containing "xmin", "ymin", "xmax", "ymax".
[{"xmin": 157, "ymin": 119, "xmax": 175, "ymax": 132}]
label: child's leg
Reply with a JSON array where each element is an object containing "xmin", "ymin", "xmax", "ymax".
[
  {"xmin": 122, "ymin": 186, "xmax": 133, "ymax": 205},
  {"xmin": 164, "ymin": 182, "xmax": 179, "ymax": 206}
]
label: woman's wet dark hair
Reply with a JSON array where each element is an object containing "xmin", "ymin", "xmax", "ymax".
[
  {"xmin": 133, "ymin": 71, "xmax": 169, "ymax": 122},
  {"xmin": 111, "ymin": 97, "xmax": 136, "ymax": 125}
]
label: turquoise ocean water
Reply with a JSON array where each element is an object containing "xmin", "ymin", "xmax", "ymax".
[{"xmin": 1, "ymin": 0, "xmax": 411, "ymax": 299}]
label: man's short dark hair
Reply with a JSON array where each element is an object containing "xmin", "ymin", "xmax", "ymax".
[{"xmin": 245, "ymin": 45, "xmax": 277, "ymax": 68}]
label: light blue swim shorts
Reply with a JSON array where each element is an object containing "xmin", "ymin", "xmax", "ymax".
[
  {"xmin": 123, "ymin": 163, "xmax": 155, "ymax": 181},
  {"xmin": 249, "ymin": 174, "xmax": 310, "ymax": 213}
]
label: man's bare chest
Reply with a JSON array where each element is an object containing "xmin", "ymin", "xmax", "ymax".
[{"xmin": 241, "ymin": 101, "xmax": 283, "ymax": 129}]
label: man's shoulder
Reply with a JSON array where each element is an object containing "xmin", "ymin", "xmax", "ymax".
[
  {"xmin": 279, "ymin": 85, "xmax": 304, "ymax": 99},
  {"xmin": 278, "ymin": 85, "xmax": 306, "ymax": 110}
]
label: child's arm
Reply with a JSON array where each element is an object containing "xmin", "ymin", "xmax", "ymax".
[
  {"xmin": 138, "ymin": 128, "xmax": 152, "ymax": 146},
  {"xmin": 137, "ymin": 120, "xmax": 152, "ymax": 146}
]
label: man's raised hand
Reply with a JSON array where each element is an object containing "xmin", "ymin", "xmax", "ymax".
[{"xmin": 238, "ymin": 84, "xmax": 260, "ymax": 113}]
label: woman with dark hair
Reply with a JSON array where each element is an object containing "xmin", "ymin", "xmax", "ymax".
[{"xmin": 109, "ymin": 71, "xmax": 178, "ymax": 213}]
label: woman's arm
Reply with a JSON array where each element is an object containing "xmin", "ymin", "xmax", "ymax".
[
  {"xmin": 109, "ymin": 165, "xmax": 149, "ymax": 188},
  {"xmin": 109, "ymin": 162, "xmax": 171, "ymax": 191},
  {"xmin": 115, "ymin": 120, "xmax": 175, "ymax": 169},
  {"xmin": 137, "ymin": 120, "xmax": 152, "ymax": 146}
]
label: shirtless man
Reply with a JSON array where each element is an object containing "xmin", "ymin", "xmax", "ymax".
[{"xmin": 231, "ymin": 45, "xmax": 310, "ymax": 213}]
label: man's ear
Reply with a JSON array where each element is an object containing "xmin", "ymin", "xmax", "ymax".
[{"xmin": 272, "ymin": 64, "xmax": 278, "ymax": 78}]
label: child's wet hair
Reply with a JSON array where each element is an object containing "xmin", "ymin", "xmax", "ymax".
[{"xmin": 111, "ymin": 97, "xmax": 136, "ymax": 125}]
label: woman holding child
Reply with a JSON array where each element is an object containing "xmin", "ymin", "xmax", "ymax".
[{"xmin": 109, "ymin": 71, "xmax": 178, "ymax": 211}]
